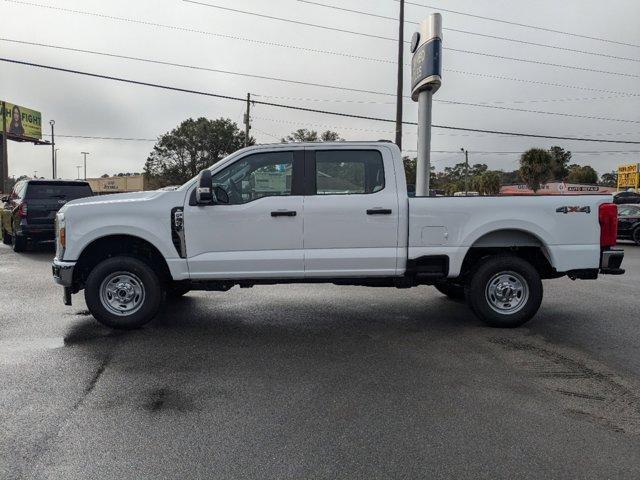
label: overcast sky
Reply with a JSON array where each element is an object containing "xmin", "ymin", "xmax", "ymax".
[{"xmin": 2, "ymin": 0, "xmax": 639, "ymax": 180}]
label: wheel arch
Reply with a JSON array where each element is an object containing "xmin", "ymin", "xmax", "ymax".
[
  {"xmin": 72, "ymin": 234, "xmax": 172, "ymax": 289},
  {"xmin": 460, "ymin": 228, "xmax": 557, "ymax": 280}
]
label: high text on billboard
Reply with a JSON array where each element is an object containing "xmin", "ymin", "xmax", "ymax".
[{"xmin": 1, "ymin": 101, "xmax": 42, "ymax": 140}]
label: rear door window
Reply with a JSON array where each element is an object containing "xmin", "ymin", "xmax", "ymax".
[
  {"xmin": 25, "ymin": 183, "xmax": 93, "ymax": 200},
  {"xmin": 314, "ymin": 150, "xmax": 385, "ymax": 195}
]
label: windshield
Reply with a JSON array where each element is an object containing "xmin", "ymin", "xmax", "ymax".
[{"xmin": 25, "ymin": 182, "xmax": 93, "ymax": 200}]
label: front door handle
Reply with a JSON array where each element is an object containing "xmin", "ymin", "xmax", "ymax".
[
  {"xmin": 271, "ymin": 210, "xmax": 297, "ymax": 217},
  {"xmin": 367, "ymin": 208, "xmax": 392, "ymax": 215}
]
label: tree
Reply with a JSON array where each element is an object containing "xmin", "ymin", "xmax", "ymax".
[
  {"xmin": 549, "ymin": 146, "xmax": 571, "ymax": 180},
  {"xmin": 567, "ymin": 165, "xmax": 598, "ymax": 184},
  {"xmin": 101, "ymin": 174, "xmax": 110, "ymax": 178},
  {"xmin": 320, "ymin": 130, "xmax": 343, "ymax": 142},
  {"xmin": 403, "ymin": 156, "xmax": 416, "ymax": 185},
  {"xmin": 477, "ymin": 170, "xmax": 502, "ymax": 195},
  {"xmin": 281, "ymin": 129, "xmax": 342, "ymax": 143},
  {"xmin": 600, "ymin": 171, "xmax": 617, "ymax": 187},
  {"xmin": 519, "ymin": 148, "xmax": 553, "ymax": 192},
  {"xmin": 144, "ymin": 117, "xmax": 252, "ymax": 188}
]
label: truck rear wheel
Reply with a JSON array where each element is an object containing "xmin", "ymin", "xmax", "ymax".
[
  {"xmin": 85, "ymin": 256, "xmax": 163, "ymax": 329},
  {"xmin": 465, "ymin": 255, "xmax": 542, "ymax": 328}
]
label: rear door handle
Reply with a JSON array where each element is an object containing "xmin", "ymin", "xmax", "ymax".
[
  {"xmin": 366, "ymin": 208, "xmax": 392, "ymax": 215},
  {"xmin": 271, "ymin": 210, "xmax": 297, "ymax": 217}
]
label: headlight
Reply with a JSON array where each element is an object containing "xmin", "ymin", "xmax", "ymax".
[{"xmin": 55, "ymin": 213, "xmax": 66, "ymax": 260}]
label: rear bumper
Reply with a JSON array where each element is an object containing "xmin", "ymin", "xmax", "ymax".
[
  {"xmin": 600, "ymin": 248, "xmax": 625, "ymax": 275},
  {"xmin": 18, "ymin": 223, "xmax": 55, "ymax": 240},
  {"xmin": 52, "ymin": 258, "xmax": 75, "ymax": 287}
]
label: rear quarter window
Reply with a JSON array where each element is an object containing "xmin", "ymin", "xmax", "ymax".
[{"xmin": 25, "ymin": 183, "xmax": 93, "ymax": 200}]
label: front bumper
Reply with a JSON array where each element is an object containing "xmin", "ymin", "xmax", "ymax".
[
  {"xmin": 600, "ymin": 248, "xmax": 625, "ymax": 275},
  {"xmin": 52, "ymin": 258, "xmax": 75, "ymax": 287}
]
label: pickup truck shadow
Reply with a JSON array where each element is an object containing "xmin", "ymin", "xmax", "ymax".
[{"xmin": 147, "ymin": 289, "xmax": 482, "ymax": 340}]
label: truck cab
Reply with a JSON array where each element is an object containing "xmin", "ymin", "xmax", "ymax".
[{"xmin": 52, "ymin": 142, "xmax": 624, "ymax": 330}]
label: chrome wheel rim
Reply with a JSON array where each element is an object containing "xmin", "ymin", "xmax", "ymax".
[
  {"xmin": 485, "ymin": 271, "xmax": 529, "ymax": 315},
  {"xmin": 99, "ymin": 271, "xmax": 145, "ymax": 316}
]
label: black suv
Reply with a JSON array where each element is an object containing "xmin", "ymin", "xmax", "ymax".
[{"xmin": 1, "ymin": 179, "xmax": 93, "ymax": 252}]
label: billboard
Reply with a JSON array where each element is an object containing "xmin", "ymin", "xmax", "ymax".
[
  {"xmin": 617, "ymin": 163, "xmax": 639, "ymax": 190},
  {"xmin": 1, "ymin": 101, "xmax": 42, "ymax": 140}
]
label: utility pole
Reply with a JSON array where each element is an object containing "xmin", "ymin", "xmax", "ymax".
[
  {"xmin": 394, "ymin": 0, "xmax": 405, "ymax": 149},
  {"xmin": 1, "ymin": 101, "xmax": 7, "ymax": 193},
  {"xmin": 81, "ymin": 152, "xmax": 90, "ymax": 180},
  {"xmin": 244, "ymin": 93, "xmax": 251, "ymax": 147},
  {"xmin": 461, "ymin": 148, "xmax": 469, "ymax": 195},
  {"xmin": 49, "ymin": 120, "xmax": 55, "ymax": 179}
]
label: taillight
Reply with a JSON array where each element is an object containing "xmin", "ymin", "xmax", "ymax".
[
  {"xmin": 17, "ymin": 202, "xmax": 28, "ymax": 218},
  {"xmin": 599, "ymin": 203, "xmax": 617, "ymax": 248}
]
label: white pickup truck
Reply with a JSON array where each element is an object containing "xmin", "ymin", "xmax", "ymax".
[{"xmin": 52, "ymin": 141, "xmax": 624, "ymax": 329}]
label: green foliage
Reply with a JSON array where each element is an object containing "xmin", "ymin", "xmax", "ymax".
[
  {"xmin": 567, "ymin": 164, "xmax": 599, "ymax": 184},
  {"xmin": 476, "ymin": 170, "xmax": 502, "ymax": 195},
  {"xmin": 519, "ymin": 148, "xmax": 553, "ymax": 192},
  {"xmin": 144, "ymin": 117, "xmax": 252, "ymax": 188},
  {"xmin": 549, "ymin": 146, "xmax": 572, "ymax": 180},
  {"xmin": 281, "ymin": 129, "xmax": 342, "ymax": 143},
  {"xmin": 600, "ymin": 171, "xmax": 617, "ymax": 187}
]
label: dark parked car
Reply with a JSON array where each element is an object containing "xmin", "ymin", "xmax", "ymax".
[
  {"xmin": 617, "ymin": 204, "xmax": 640, "ymax": 245},
  {"xmin": 613, "ymin": 191, "xmax": 640, "ymax": 205},
  {"xmin": 1, "ymin": 179, "xmax": 93, "ymax": 252}
]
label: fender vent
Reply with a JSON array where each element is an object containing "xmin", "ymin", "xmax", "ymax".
[{"xmin": 170, "ymin": 207, "xmax": 186, "ymax": 258}]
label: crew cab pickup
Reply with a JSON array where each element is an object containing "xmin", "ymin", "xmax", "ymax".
[{"xmin": 52, "ymin": 142, "xmax": 624, "ymax": 329}]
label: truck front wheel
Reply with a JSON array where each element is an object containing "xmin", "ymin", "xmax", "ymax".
[
  {"xmin": 85, "ymin": 256, "xmax": 163, "ymax": 329},
  {"xmin": 465, "ymin": 255, "xmax": 542, "ymax": 328}
]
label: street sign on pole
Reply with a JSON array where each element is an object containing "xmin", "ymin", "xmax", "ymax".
[{"xmin": 411, "ymin": 13, "xmax": 442, "ymax": 197}]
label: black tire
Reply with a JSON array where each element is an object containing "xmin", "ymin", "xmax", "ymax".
[
  {"xmin": 84, "ymin": 256, "xmax": 164, "ymax": 330},
  {"xmin": 465, "ymin": 254, "xmax": 543, "ymax": 328},
  {"xmin": 1, "ymin": 226, "xmax": 11, "ymax": 245},
  {"xmin": 633, "ymin": 227, "xmax": 640, "ymax": 246},
  {"xmin": 434, "ymin": 280, "xmax": 466, "ymax": 300},
  {"xmin": 167, "ymin": 283, "xmax": 191, "ymax": 298},
  {"xmin": 12, "ymin": 233, "xmax": 26, "ymax": 252}
]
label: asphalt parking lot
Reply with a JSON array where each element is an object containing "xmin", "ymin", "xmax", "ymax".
[{"xmin": 1, "ymin": 243, "xmax": 639, "ymax": 479}]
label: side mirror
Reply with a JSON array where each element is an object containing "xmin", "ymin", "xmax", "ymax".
[
  {"xmin": 213, "ymin": 186, "xmax": 229, "ymax": 205},
  {"xmin": 195, "ymin": 170, "xmax": 214, "ymax": 205}
]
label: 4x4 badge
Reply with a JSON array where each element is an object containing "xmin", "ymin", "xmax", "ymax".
[{"xmin": 556, "ymin": 206, "xmax": 590, "ymax": 214}]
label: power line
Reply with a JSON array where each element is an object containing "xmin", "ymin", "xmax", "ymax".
[
  {"xmin": 183, "ymin": 0, "xmax": 640, "ymax": 79},
  {"xmin": 2, "ymin": 56, "xmax": 640, "ymax": 145},
  {"xmin": 399, "ymin": 0, "xmax": 640, "ymax": 49},
  {"xmin": 42, "ymin": 134, "xmax": 156, "ymax": 141},
  {"xmin": 298, "ymin": 0, "xmax": 640, "ymax": 62},
  {"xmin": 5, "ymin": 1, "xmax": 640, "ymax": 96},
  {"xmin": 5, "ymin": 39, "xmax": 637, "ymax": 124}
]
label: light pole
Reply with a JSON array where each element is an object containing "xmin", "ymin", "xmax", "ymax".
[
  {"xmin": 49, "ymin": 120, "xmax": 55, "ymax": 179},
  {"xmin": 81, "ymin": 152, "xmax": 90, "ymax": 180},
  {"xmin": 394, "ymin": 0, "xmax": 405, "ymax": 149},
  {"xmin": 460, "ymin": 148, "xmax": 469, "ymax": 196},
  {"xmin": 33, "ymin": 170, "xmax": 38, "ymax": 178},
  {"xmin": 76, "ymin": 165, "xmax": 82, "ymax": 180}
]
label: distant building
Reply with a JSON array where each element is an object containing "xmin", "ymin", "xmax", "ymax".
[
  {"xmin": 86, "ymin": 175, "xmax": 147, "ymax": 194},
  {"xmin": 500, "ymin": 182, "xmax": 616, "ymax": 195}
]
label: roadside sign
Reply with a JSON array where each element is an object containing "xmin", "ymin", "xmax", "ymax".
[{"xmin": 617, "ymin": 163, "xmax": 639, "ymax": 190}]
